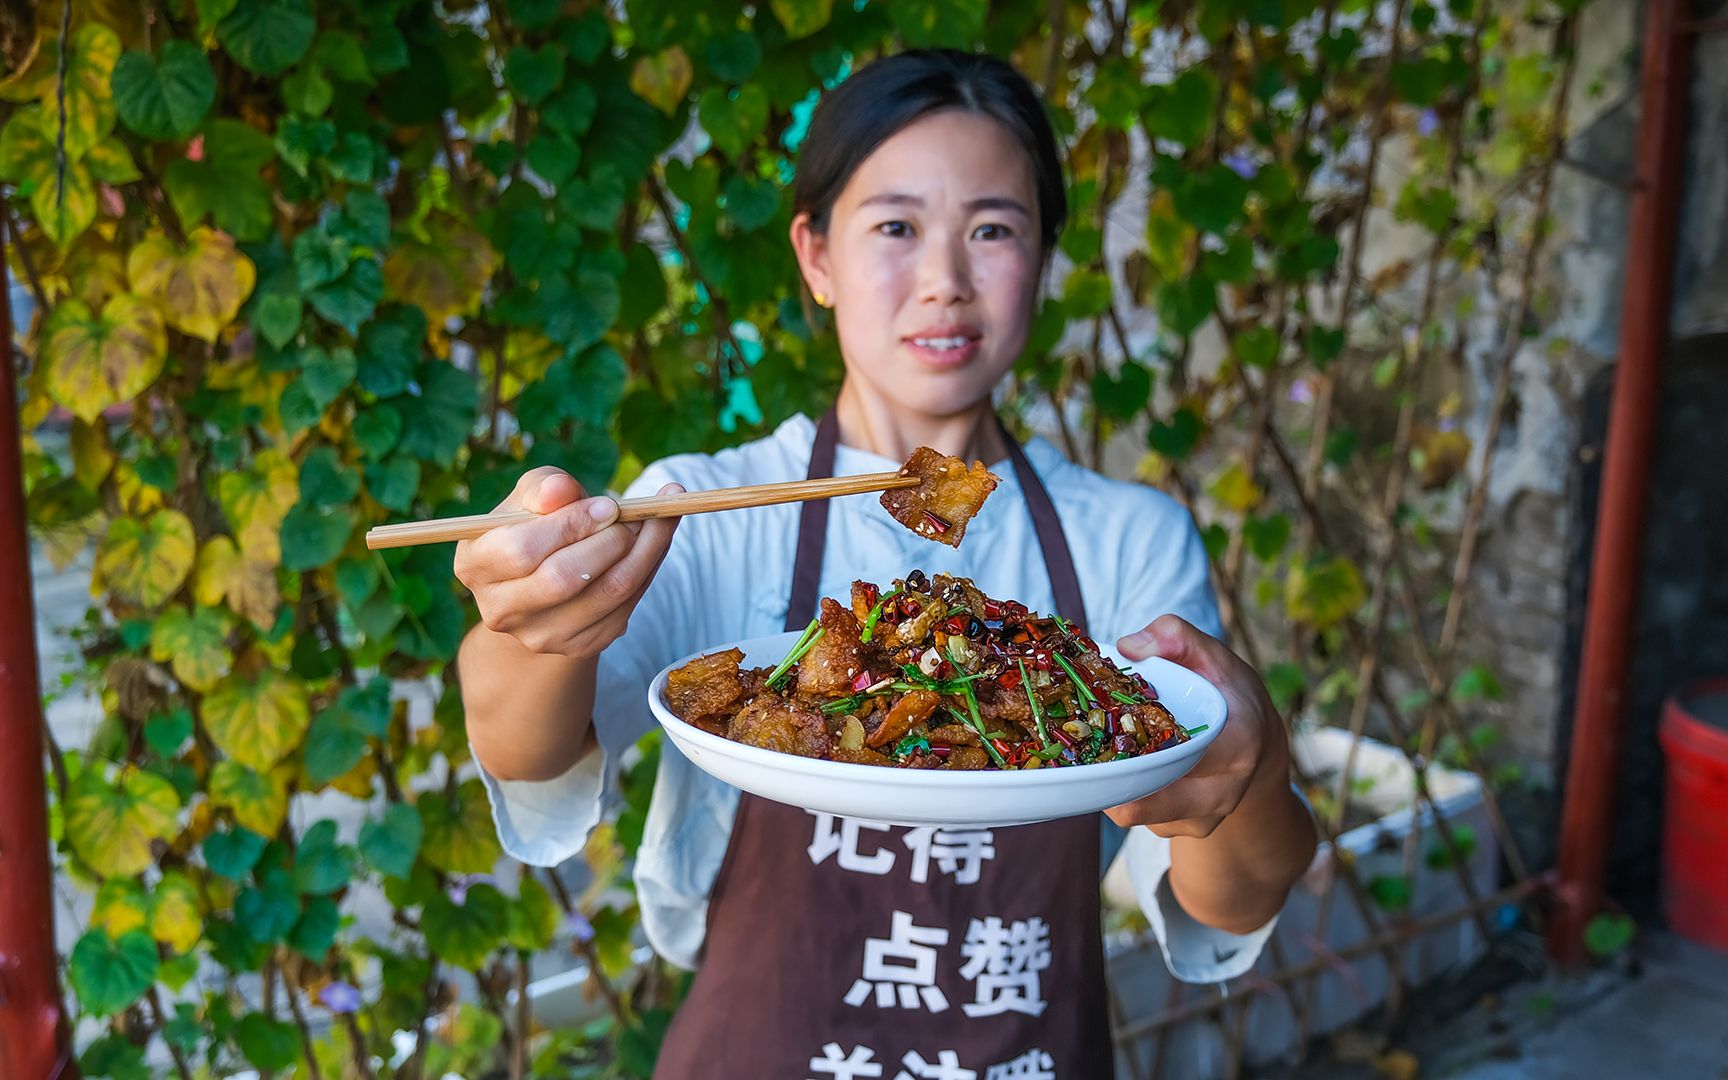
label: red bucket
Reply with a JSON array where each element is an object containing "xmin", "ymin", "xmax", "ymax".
[{"xmin": 1659, "ymin": 678, "xmax": 1728, "ymax": 950}]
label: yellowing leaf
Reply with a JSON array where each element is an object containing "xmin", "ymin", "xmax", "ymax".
[
  {"xmin": 772, "ymin": 0, "xmax": 835, "ymax": 38},
  {"xmin": 1285, "ymin": 556, "xmax": 1367, "ymax": 631},
  {"xmin": 127, "ymin": 227, "xmax": 257, "ymax": 343},
  {"xmin": 630, "ymin": 46, "xmax": 692, "ymax": 115},
  {"xmin": 97, "ymin": 509, "xmax": 196, "ymax": 608},
  {"xmin": 0, "ymin": 104, "xmax": 97, "ymax": 247},
  {"xmin": 52, "ymin": 23, "xmax": 121, "ymax": 160},
  {"xmin": 217, "ymin": 450, "xmax": 299, "ymax": 566},
  {"xmin": 194, "ymin": 535, "xmax": 281, "ymax": 627},
  {"xmin": 208, "ymin": 760, "xmax": 290, "ymax": 837},
  {"xmin": 65, "ymin": 767, "xmax": 181, "ymax": 878},
  {"xmin": 381, "ymin": 215, "xmax": 498, "ymax": 325},
  {"xmin": 150, "ymin": 605, "xmax": 234, "ymax": 692},
  {"xmin": 203, "ymin": 668, "xmax": 310, "ymax": 772},
  {"xmin": 149, "ymin": 870, "xmax": 204, "ymax": 953},
  {"xmin": 1207, "ymin": 461, "xmax": 1263, "ymax": 513},
  {"xmin": 71, "ymin": 417, "xmax": 115, "ymax": 488},
  {"xmin": 418, "ymin": 779, "xmax": 503, "ymax": 875},
  {"xmin": 91, "ymin": 879, "xmax": 152, "ymax": 938},
  {"xmin": 63, "ymin": 231, "xmax": 131, "ymax": 309},
  {"xmin": 42, "ymin": 294, "xmax": 168, "ymax": 421}
]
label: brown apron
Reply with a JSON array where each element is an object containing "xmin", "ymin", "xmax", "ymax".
[{"xmin": 654, "ymin": 410, "xmax": 1115, "ymax": 1080}]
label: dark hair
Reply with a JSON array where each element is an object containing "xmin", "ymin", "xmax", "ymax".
[{"xmin": 792, "ymin": 49, "xmax": 1067, "ymax": 254}]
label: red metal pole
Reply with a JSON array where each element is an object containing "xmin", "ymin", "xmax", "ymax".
[
  {"xmin": 1550, "ymin": 0, "xmax": 1693, "ymax": 965},
  {"xmin": 0, "ymin": 229, "xmax": 76, "ymax": 1073}
]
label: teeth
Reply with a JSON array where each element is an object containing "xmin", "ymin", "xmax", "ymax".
[{"xmin": 913, "ymin": 336, "xmax": 968, "ymax": 349}]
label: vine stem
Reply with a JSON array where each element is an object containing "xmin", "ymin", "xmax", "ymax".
[
  {"xmin": 538, "ymin": 867, "xmax": 633, "ymax": 1029},
  {"xmin": 1438, "ymin": 12, "xmax": 1581, "ymax": 655},
  {"xmin": 147, "ymin": 985, "xmax": 195, "ymax": 1080},
  {"xmin": 644, "ymin": 172, "xmax": 751, "ymax": 395},
  {"xmin": 283, "ymin": 971, "xmax": 326, "ymax": 1080},
  {"xmin": 1299, "ymin": 0, "xmax": 1414, "ymax": 538}
]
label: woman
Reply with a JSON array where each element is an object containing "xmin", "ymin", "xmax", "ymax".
[{"xmin": 457, "ymin": 49, "xmax": 1316, "ymax": 1079}]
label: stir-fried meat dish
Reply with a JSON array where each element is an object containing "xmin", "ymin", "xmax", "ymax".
[
  {"xmin": 880, "ymin": 447, "xmax": 1000, "ymax": 548},
  {"xmin": 665, "ymin": 571, "xmax": 1201, "ymax": 770}
]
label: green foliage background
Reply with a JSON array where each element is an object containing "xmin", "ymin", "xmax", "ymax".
[{"xmin": 4, "ymin": 0, "xmax": 1579, "ymax": 1074}]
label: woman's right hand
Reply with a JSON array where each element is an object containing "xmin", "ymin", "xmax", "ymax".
[{"xmin": 454, "ymin": 466, "xmax": 683, "ymax": 658}]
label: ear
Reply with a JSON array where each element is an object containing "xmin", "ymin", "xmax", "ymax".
[{"xmin": 789, "ymin": 211, "xmax": 833, "ymax": 303}]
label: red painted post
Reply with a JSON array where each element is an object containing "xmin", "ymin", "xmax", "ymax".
[
  {"xmin": 0, "ymin": 231, "xmax": 76, "ymax": 1075},
  {"xmin": 1549, "ymin": 0, "xmax": 1693, "ymax": 965}
]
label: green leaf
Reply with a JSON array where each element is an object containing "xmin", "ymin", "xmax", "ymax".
[
  {"xmin": 290, "ymin": 895, "xmax": 340, "ymax": 958},
  {"xmin": 525, "ymin": 135, "xmax": 580, "ymax": 188},
  {"xmin": 234, "ymin": 1012, "xmax": 302, "ymax": 1071},
  {"xmin": 1285, "ymin": 557, "xmax": 1366, "ymax": 631},
  {"xmin": 421, "ymin": 884, "xmax": 509, "ymax": 970},
  {"xmin": 505, "ymin": 44, "xmax": 566, "ymax": 106},
  {"xmin": 1089, "ymin": 58, "xmax": 1146, "ymax": 130},
  {"xmin": 771, "ymin": 0, "xmax": 835, "ymax": 38},
  {"xmin": 236, "ymin": 867, "xmax": 302, "ymax": 944},
  {"xmin": 203, "ymin": 827, "xmax": 268, "ymax": 879},
  {"xmin": 280, "ymin": 504, "xmax": 354, "ymax": 571},
  {"xmin": 304, "ymin": 679, "xmax": 391, "ymax": 784},
  {"xmin": 1368, "ymin": 874, "xmax": 1413, "ymax": 912},
  {"xmin": 1144, "ymin": 67, "xmax": 1218, "ymax": 147},
  {"xmin": 1424, "ymin": 824, "xmax": 1479, "ymax": 869},
  {"xmin": 359, "ymin": 803, "xmax": 423, "ymax": 880},
  {"xmin": 218, "ymin": 0, "xmax": 316, "ymax": 76},
  {"xmin": 506, "ymin": 877, "xmax": 562, "ymax": 953},
  {"xmin": 1156, "ymin": 275, "xmax": 1216, "ymax": 338},
  {"xmin": 144, "ymin": 708, "xmax": 194, "ymax": 758},
  {"xmin": 698, "ymin": 84, "xmax": 768, "ymax": 160},
  {"xmin": 299, "ymin": 446, "xmax": 360, "ymax": 509},
  {"xmin": 112, "ymin": 42, "xmax": 216, "ymax": 141},
  {"xmin": 1450, "ymin": 663, "xmax": 1505, "ymax": 704},
  {"xmin": 1173, "ymin": 163, "xmax": 1251, "ymax": 235},
  {"xmin": 86, "ymin": 137, "xmax": 142, "ymax": 184},
  {"xmin": 356, "ymin": 306, "xmax": 426, "ymax": 397},
  {"xmin": 66, "ymin": 767, "xmax": 181, "ymax": 878},
  {"xmin": 163, "ymin": 119, "xmax": 277, "ymax": 241},
  {"xmin": 80, "ymin": 1034, "xmax": 151, "ymax": 1080},
  {"xmin": 307, "ymin": 258, "xmax": 383, "ymax": 333},
  {"xmin": 202, "ymin": 668, "xmax": 311, "ymax": 771},
  {"xmin": 150, "ymin": 605, "xmax": 233, "ymax": 692},
  {"xmin": 1584, "ymin": 912, "xmax": 1635, "ymax": 958},
  {"xmin": 253, "ymin": 291, "xmax": 302, "ymax": 349},
  {"xmin": 1146, "ymin": 406, "xmax": 1202, "ymax": 460},
  {"xmin": 366, "ymin": 456, "xmax": 420, "ymax": 513},
  {"xmin": 69, "ymin": 930, "xmax": 159, "ymax": 1016},
  {"xmin": 889, "ymin": 0, "xmax": 988, "ymax": 45},
  {"xmin": 701, "ymin": 30, "xmax": 762, "ymax": 83},
  {"xmin": 353, "ymin": 402, "xmax": 405, "ymax": 460},
  {"xmin": 419, "ymin": 780, "xmax": 503, "ymax": 875},
  {"xmin": 722, "ymin": 173, "xmax": 780, "ymax": 232},
  {"xmin": 1235, "ymin": 325, "xmax": 1281, "ymax": 369},
  {"xmin": 292, "ymin": 820, "xmax": 354, "ymax": 895},
  {"xmin": 301, "ymin": 345, "xmax": 358, "ymax": 407},
  {"xmin": 313, "ymin": 29, "xmax": 373, "ymax": 84},
  {"xmin": 630, "ymin": 46, "xmax": 693, "ymax": 115},
  {"xmin": 541, "ymin": 82, "xmax": 598, "ymax": 138},
  {"xmin": 282, "ymin": 62, "xmax": 333, "ymax": 116},
  {"xmin": 1264, "ymin": 662, "xmax": 1306, "ymax": 712},
  {"xmin": 1242, "ymin": 513, "xmax": 1292, "ymax": 562},
  {"xmin": 395, "ymin": 361, "xmax": 478, "ymax": 466}
]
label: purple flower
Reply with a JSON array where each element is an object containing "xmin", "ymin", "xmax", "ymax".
[
  {"xmin": 1288, "ymin": 378, "xmax": 1314, "ymax": 405},
  {"xmin": 566, "ymin": 910, "xmax": 596, "ymax": 943},
  {"xmin": 1418, "ymin": 109, "xmax": 1439, "ymax": 138},
  {"xmin": 320, "ymin": 981, "xmax": 362, "ymax": 1014},
  {"xmin": 1222, "ymin": 152, "xmax": 1259, "ymax": 179},
  {"xmin": 445, "ymin": 873, "xmax": 496, "ymax": 904}
]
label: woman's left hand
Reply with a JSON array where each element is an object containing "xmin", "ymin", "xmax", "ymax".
[{"xmin": 1102, "ymin": 614, "xmax": 1289, "ymax": 837}]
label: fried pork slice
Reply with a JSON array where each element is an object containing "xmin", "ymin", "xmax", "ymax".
[
  {"xmin": 830, "ymin": 745, "xmax": 896, "ymax": 768},
  {"xmin": 795, "ymin": 597, "xmax": 867, "ymax": 700},
  {"xmin": 943, "ymin": 746, "xmax": 992, "ymax": 771},
  {"xmin": 730, "ymin": 696, "xmax": 833, "ymax": 758},
  {"xmin": 880, "ymin": 446, "xmax": 1000, "ymax": 548},
  {"xmin": 666, "ymin": 647, "xmax": 746, "ymax": 723}
]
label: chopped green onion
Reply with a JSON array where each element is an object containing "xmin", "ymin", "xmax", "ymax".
[
  {"xmin": 859, "ymin": 588, "xmax": 901, "ymax": 644},
  {"xmin": 1183, "ymin": 724, "xmax": 1210, "ymax": 737},
  {"xmin": 1110, "ymin": 690, "xmax": 1145, "ymax": 706},
  {"xmin": 959, "ymin": 683, "xmax": 1007, "ymax": 767},
  {"xmin": 766, "ymin": 618, "xmax": 823, "ymax": 689},
  {"xmin": 1052, "ymin": 652, "xmax": 1098, "ymax": 707},
  {"xmin": 1018, "ymin": 658, "xmax": 1053, "ymax": 749},
  {"xmin": 893, "ymin": 734, "xmax": 931, "ymax": 758}
]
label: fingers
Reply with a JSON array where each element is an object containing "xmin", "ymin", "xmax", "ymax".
[
  {"xmin": 498, "ymin": 466, "xmax": 585, "ymax": 513},
  {"xmin": 462, "ymin": 495, "xmax": 620, "ymax": 584}
]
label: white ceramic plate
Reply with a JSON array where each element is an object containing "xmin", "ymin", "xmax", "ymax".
[{"xmin": 648, "ymin": 629, "xmax": 1229, "ymax": 827}]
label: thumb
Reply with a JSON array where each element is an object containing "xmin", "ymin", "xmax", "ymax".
[
  {"xmin": 525, "ymin": 470, "xmax": 585, "ymax": 515},
  {"xmin": 1117, "ymin": 614, "xmax": 1202, "ymax": 665}
]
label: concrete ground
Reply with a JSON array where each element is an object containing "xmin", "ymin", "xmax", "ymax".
[{"xmin": 1269, "ymin": 929, "xmax": 1728, "ymax": 1079}]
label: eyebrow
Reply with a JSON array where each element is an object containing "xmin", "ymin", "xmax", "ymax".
[{"xmin": 857, "ymin": 192, "xmax": 1032, "ymax": 216}]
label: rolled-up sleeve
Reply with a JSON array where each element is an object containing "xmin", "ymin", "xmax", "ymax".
[
  {"xmin": 1121, "ymin": 826, "xmax": 1279, "ymax": 982},
  {"xmin": 476, "ymin": 461, "xmax": 703, "ymax": 867}
]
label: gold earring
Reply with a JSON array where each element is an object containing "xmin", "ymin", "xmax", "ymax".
[{"xmin": 812, "ymin": 290, "xmax": 830, "ymax": 308}]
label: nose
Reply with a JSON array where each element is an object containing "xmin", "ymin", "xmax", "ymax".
[{"xmin": 916, "ymin": 227, "xmax": 974, "ymax": 307}]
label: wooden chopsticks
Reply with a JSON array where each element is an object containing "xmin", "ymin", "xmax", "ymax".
[{"xmin": 364, "ymin": 470, "xmax": 920, "ymax": 550}]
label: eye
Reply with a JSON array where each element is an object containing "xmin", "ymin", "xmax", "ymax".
[
  {"xmin": 875, "ymin": 220, "xmax": 913, "ymax": 238},
  {"xmin": 972, "ymin": 223, "xmax": 1014, "ymax": 241}
]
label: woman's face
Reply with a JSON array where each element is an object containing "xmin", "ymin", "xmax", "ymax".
[{"xmin": 792, "ymin": 109, "xmax": 1045, "ymax": 419}]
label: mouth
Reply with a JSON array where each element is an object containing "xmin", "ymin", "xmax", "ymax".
[{"xmin": 902, "ymin": 328, "xmax": 983, "ymax": 368}]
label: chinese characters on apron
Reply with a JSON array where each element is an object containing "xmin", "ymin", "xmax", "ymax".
[{"xmin": 654, "ymin": 410, "xmax": 1115, "ymax": 1080}]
